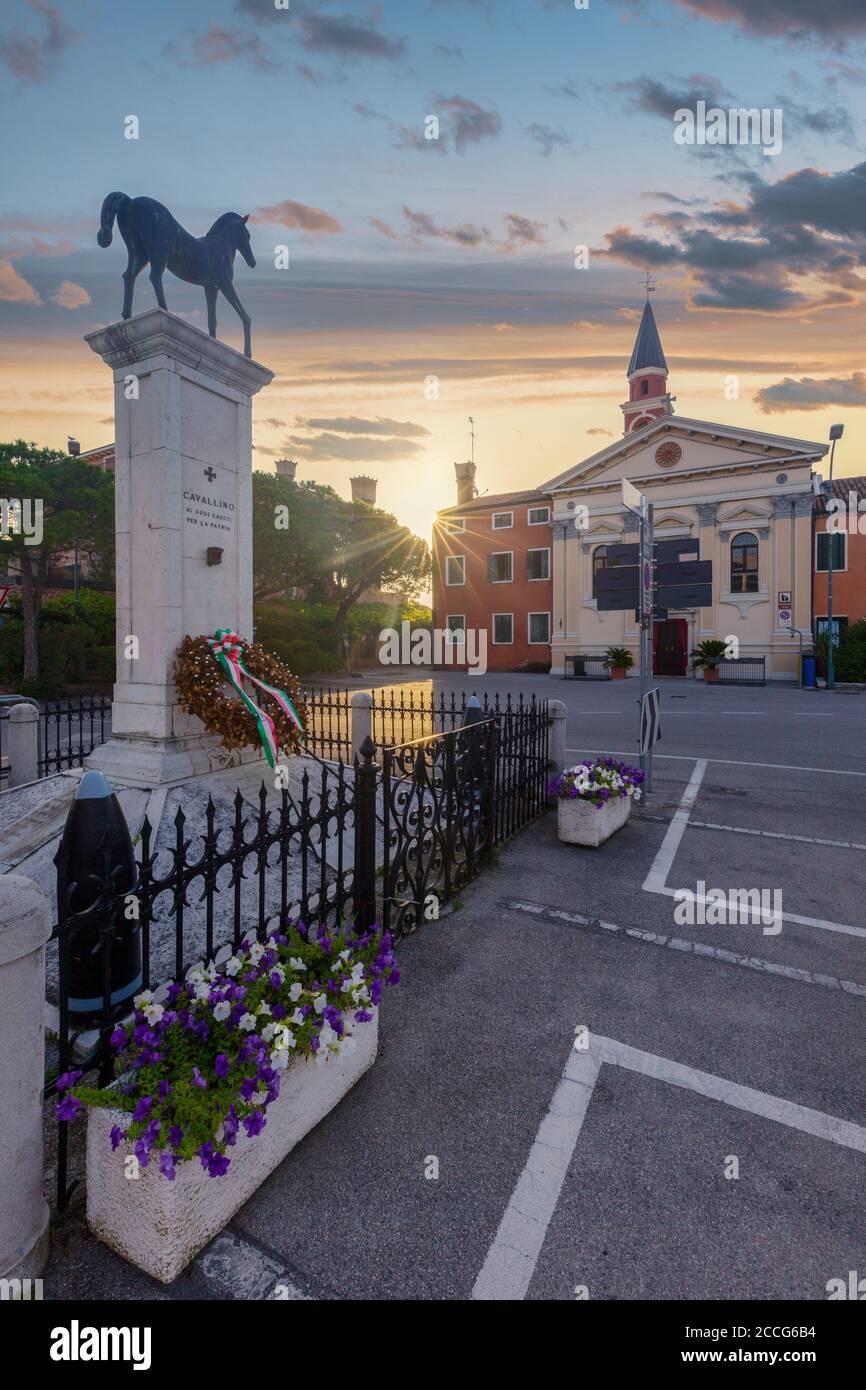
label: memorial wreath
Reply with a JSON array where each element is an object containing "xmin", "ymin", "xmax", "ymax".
[{"xmin": 173, "ymin": 629, "xmax": 304, "ymax": 767}]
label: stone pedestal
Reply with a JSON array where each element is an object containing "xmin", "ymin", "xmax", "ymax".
[{"xmin": 84, "ymin": 309, "xmax": 273, "ymax": 787}]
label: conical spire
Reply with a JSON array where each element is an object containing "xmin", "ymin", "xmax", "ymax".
[{"xmin": 627, "ymin": 299, "xmax": 668, "ymax": 377}]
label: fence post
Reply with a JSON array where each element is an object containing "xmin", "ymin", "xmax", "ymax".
[
  {"xmin": 0, "ymin": 873, "xmax": 51, "ymax": 1282},
  {"xmin": 351, "ymin": 691, "xmax": 373, "ymax": 763},
  {"xmin": 353, "ymin": 735, "xmax": 378, "ymax": 930},
  {"xmin": 547, "ymin": 699, "xmax": 568, "ymax": 777},
  {"xmin": 8, "ymin": 702, "xmax": 39, "ymax": 787}
]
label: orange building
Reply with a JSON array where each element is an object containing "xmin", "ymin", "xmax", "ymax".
[
  {"xmin": 433, "ymin": 476, "xmax": 553, "ymax": 672},
  {"xmin": 812, "ymin": 475, "xmax": 866, "ymax": 643}
]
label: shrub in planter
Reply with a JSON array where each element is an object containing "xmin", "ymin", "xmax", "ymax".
[
  {"xmin": 548, "ymin": 758, "xmax": 645, "ymax": 847},
  {"xmin": 60, "ymin": 920, "xmax": 399, "ymax": 1179},
  {"xmin": 691, "ymin": 639, "xmax": 728, "ymax": 683},
  {"xmin": 603, "ymin": 646, "xmax": 634, "ymax": 680}
]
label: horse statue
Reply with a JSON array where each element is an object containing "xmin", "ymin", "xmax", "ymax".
[{"xmin": 97, "ymin": 193, "xmax": 257, "ymax": 357}]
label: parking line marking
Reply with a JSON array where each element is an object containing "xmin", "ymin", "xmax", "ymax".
[
  {"xmin": 472, "ymin": 1048, "xmax": 601, "ymax": 1302},
  {"xmin": 686, "ymin": 819, "xmax": 866, "ymax": 852},
  {"xmin": 473, "ymin": 1030, "xmax": 866, "ymax": 1300},
  {"xmin": 642, "ymin": 758, "xmax": 708, "ymax": 894},
  {"xmin": 565, "ymin": 748, "xmax": 866, "ymax": 777},
  {"xmin": 506, "ymin": 899, "xmax": 866, "ymax": 998}
]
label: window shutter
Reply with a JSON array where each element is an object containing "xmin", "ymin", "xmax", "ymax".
[{"xmin": 487, "ymin": 555, "xmax": 494, "ymax": 582}]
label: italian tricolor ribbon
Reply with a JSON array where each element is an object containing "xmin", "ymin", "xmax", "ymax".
[{"xmin": 207, "ymin": 628, "xmax": 304, "ymax": 769}]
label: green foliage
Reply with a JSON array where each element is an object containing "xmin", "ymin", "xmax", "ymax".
[
  {"xmin": 817, "ymin": 619, "xmax": 866, "ymax": 682},
  {"xmin": 251, "ymin": 471, "xmax": 431, "ymax": 654},
  {"xmin": 0, "ymin": 588, "xmax": 116, "ymax": 692},
  {"xmin": 604, "ymin": 645, "xmax": 634, "ymax": 670},
  {"xmin": 690, "ymin": 639, "xmax": 729, "ymax": 669},
  {"xmin": 254, "ymin": 596, "xmax": 410, "ymax": 675}
]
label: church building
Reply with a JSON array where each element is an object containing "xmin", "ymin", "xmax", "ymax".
[{"xmin": 433, "ymin": 300, "xmax": 828, "ymax": 679}]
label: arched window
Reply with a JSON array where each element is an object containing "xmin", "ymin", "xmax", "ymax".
[
  {"xmin": 640, "ymin": 379, "xmax": 649, "ymax": 396},
  {"xmin": 592, "ymin": 545, "xmax": 608, "ymax": 598},
  {"xmin": 731, "ymin": 531, "xmax": 758, "ymax": 593}
]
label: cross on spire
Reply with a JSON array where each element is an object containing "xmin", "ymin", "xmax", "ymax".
[{"xmin": 642, "ymin": 269, "xmax": 656, "ymax": 300}]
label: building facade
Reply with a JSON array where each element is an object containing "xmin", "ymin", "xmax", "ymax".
[
  {"xmin": 433, "ymin": 303, "xmax": 830, "ymax": 681},
  {"xmin": 812, "ymin": 475, "xmax": 866, "ymax": 643}
]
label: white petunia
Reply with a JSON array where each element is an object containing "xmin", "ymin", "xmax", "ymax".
[
  {"xmin": 249, "ymin": 943, "xmax": 265, "ymax": 965},
  {"xmin": 261, "ymin": 1022, "xmax": 278, "ymax": 1042},
  {"xmin": 195, "ymin": 983, "xmax": 211, "ymax": 1002},
  {"xmin": 145, "ymin": 1004, "xmax": 164, "ymax": 1025},
  {"xmin": 224, "ymin": 955, "xmax": 243, "ymax": 977},
  {"xmin": 288, "ymin": 982, "xmax": 303, "ymax": 1002},
  {"xmin": 213, "ymin": 1001, "xmax": 231, "ymax": 1022},
  {"xmin": 256, "ymin": 1001, "xmax": 272, "ymax": 1016},
  {"xmin": 290, "ymin": 1008, "xmax": 305, "ymax": 1026},
  {"xmin": 313, "ymin": 993, "xmax": 326, "ymax": 1015},
  {"xmin": 134, "ymin": 990, "xmax": 154, "ymax": 1009},
  {"xmin": 239, "ymin": 1013, "xmax": 256, "ymax": 1031},
  {"xmin": 288, "ymin": 957, "xmax": 306, "ymax": 971}
]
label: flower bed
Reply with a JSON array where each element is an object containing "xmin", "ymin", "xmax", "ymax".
[
  {"xmin": 58, "ymin": 921, "xmax": 398, "ymax": 1281},
  {"xmin": 548, "ymin": 758, "xmax": 645, "ymax": 847}
]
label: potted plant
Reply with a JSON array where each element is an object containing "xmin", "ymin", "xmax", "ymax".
[
  {"xmin": 691, "ymin": 639, "xmax": 728, "ymax": 683},
  {"xmin": 603, "ymin": 646, "xmax": 634, "ymax": 680},
  {"xmin": 58, "ymin": 919, "xmax": 399, "ymax": 1283},
  {"xmin": 549, "ymin": 758, "xmax": 645, "ymax": 847}
]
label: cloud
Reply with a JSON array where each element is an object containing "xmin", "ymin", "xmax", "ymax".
[
  {"xmin": 436, "ymin": 94, "xmax": 502, "ymax": 152},
  {"xmin": 399, "ymin": 207, "xmax": 544, "ymax": 251},
  {"xmin": 0, "ymin": 0, "xmax": 79, "ymax": 85},
  {"xmin": 672, "ymin": 0, "xmax": 866, "ymax": 41},
  {"xmin": 0, "ymin": 261, "xmax": 42, "ymax": 304},
  {"xmin": 433, "ymin": 42, "xmax": 464, "ymax": 61},
  {"xmin": 370, "ymin": 217, "xmax": 399, "ymax": 240},
  {"xmin": 755, "ymin": 371, "xmax": 866, "ymax": 412},
  {"xmin": 51, "ymin": 281, "xmax": 90, "ymax": 310},
  {"xmin": 284, "ymin": 432, "xmax": 425, "ymax": 463},
  {"xmin": 297, "ymin": 416, "xmax": 430, "ymax": 438},
  {"xmin": 0, "ymin": 236, "xmax": 74, "ymax": 258},
  {"xmin": 587, "ymin": 427, "xmax": 615, "ymax": 437},
  {"xmin": 503, "ymin": 213, "xmax": 545, "ymax": 247},
  {"xmin": 164, "ymin": 25, "xmax": 278, "ymax": 71},
  {"xmin": 617, "ymin": 72, "xmax": 732, "ymax": 120},
  {"xmin": 526, "ymin": 122, "xmax": 572, "ymax": 156},
  {"xmin": 600, "ymin": 159, "xmax": 866, "ymax": 313},
  {"xmin": 295, "ymin": 12, "xmax": 406, "ymax": 60},
  {"xmin": 254, "ymin": 200, "xmax": 344, "ymax": 235}
]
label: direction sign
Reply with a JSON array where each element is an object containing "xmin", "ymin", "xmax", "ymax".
[
  {"xmin": 656, "ymin": 582, "xmax": 712, "ymax": 609},
  {"xmin": 597, "ymin": 586, "xmax": 638, "ymax": 611},
  {"xmin": 640, "ymin": 687, "xmax": 661, "ymax": 753},
  {"xmin": 622, "ymin": 478, "xmax": 644, "ymax": 517},
  {"xmin": 656, "ymin": 560, "xmax": 712, "ymax": 587},
  {"xmin": 655, "ymin": 539, "xmax": 700, "ymax": 565},
  {"xmin": 606, "ymin": 543, "xmax": 639, "ymax": 567},
  {"xmin": 596, "ymin": 566, "xmax": 640, "ymax": 592}
]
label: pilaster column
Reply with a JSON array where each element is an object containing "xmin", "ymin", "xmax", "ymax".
[{"xmin": 697, "ymin": 502, "xmax": 717, "ymax": 636}]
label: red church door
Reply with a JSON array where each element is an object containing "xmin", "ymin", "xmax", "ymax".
[{"xmin": 654, "ymin": 619, "xmax": 688, "ymax": 676}]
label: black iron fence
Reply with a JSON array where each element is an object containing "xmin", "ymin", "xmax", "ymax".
[
  {"xmin": 46, "ymin": 696, "xmax": 549, "ymax": 1209},
  {"xmin": 0, "ymin": 694, "xmax": 112, "ymax": 784},
  {"xmin": 300, "ymin": 686, "xmax": 352, "ymax": 762}
]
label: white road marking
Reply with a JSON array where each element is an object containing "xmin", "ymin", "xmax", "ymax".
[
  {"xmin": 196, "ymin": 1230, "xmax": 313, "ymax": 1300},
  {"xmin": 507, "ymin": 899, "xmax": 866, "ymax": 998},
  {"xmin": 565, "ymin": 747, "xmax": 866, "ymax": 778},
  {"xmin": 638, "ymin": 756, "xmax": 866, "ymax": 940},
  {"xmin": 642, "ymin": 757, "xmax": 708, "ymax": 893},
  {"xmin": 473, "ymin": 1030, "xmax": 866, "ymax": 1300},
  {"xmin": 688, "ymin": 819, "xmax": 866, "ymax": 852},
  {"xmin": 472, "ymin": 1048, "xmax": 601, "ymax": 1302}
]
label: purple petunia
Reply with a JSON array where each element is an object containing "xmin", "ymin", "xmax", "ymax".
[
  {"xmin": 192, "ymin": 1067, "xmax": 207, "ymax": 1089},
  {"xmin": 158, "ymin": 1150, "xmax": 177, "ymax": 1180},
  {"xmin": 132, "ymin": 1095, "xmax": 153, "ymax": 1123},
  {"xmin": 56, "ymin": 1069, "xmax": 83, "ymax": 1092},
  {"xmin": 214, "ymin": 1052, "xmax": 230, "ymax": 1078},
  {"xmin": 110, "ymin": 1124, "xmax": 126, "ymax": 1151},
  {"xmin": 242, "ymin": 1110, "xmax": 266, "ymax": 1138},
  {"xmin": 56, "ymin": 1093, "xmax": 81, "ymax": 1122}
]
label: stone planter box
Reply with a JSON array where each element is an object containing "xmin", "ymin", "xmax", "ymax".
[
  {"xmin": 702, "ymin": 666, "xmax": 720, "ymax": 683},
  {"xmin": 557, "ymin": 794, "xmax": 632, "ymax": 848},
  {"xmin": 86, "ymin": 1012, "xmax": 378, "ymax": 1283}
]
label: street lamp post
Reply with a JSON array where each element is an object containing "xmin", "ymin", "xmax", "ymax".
[{"xmin": 826, "ymin": 424, "xmax": 844, "ymax": 691}]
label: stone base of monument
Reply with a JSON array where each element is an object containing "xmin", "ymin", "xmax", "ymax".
[
  {"xmin": 84, "ymin": 732, "xmax": 266, "ymax": 789},
  {"xmin": 86, "ymin": 1012, "xmax": 378, "ymax": 1283}
]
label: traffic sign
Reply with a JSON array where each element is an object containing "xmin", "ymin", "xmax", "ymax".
[
  {"xmin": 656, "ymin": 582, "xmax": 712, "ymax": 609},
  {"xmin": 596, "ymin": 566, "xmax": 640, "ymax": 592},
  {"xmin": 640, "ymin": 687, "xmax": 661, "ymax": 753},
  {"xmin": 656, "ymin": 560, "xmax": 712, "ymax": 587},
  {"xmin": 622, "ymin": 478, "xmax": 644, "ymax": 517}
]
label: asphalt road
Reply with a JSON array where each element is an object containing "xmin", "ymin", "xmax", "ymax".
[{"xmin": 40, "ymin": 674, "xmax": 866, "ymax": 1301}]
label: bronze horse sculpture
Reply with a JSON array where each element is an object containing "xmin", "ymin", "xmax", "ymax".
[{"xmin": 97, "ymin": 193, "xmax": 257, "ymax": 357}]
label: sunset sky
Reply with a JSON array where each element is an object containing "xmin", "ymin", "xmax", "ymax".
[{"xmin": 2, "ymin": 0, "xmax": 866, "ymax": 543}]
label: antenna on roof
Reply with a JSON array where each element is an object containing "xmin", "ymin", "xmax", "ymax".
[
  {"xmin": 468, "ymin": 415, "xmax": 475, "ymax": 467},
  {"xmin": 642, "ymin": 269, "xmax": 656, "ymax": 301}
]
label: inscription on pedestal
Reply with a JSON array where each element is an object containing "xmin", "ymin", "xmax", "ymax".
[{"xmin": 183, "ymin": 465, "xmax": 236, "ymax": 537}]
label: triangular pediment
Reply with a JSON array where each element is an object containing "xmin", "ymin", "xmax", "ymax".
[{"xmin": 544, "ymin": 416, "xmax": 826, "ymax": 497}]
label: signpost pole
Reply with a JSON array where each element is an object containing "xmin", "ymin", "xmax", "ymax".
[{"xmin": 643, "ymin": 503, "xmax": 654, "ymax": 793}]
